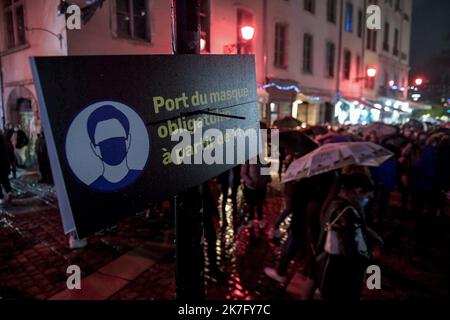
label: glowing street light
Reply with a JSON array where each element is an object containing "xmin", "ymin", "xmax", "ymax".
[
  {"xmin": 366, "ymin": 66, "xmax": 377, "ymax": 78},
  {"xmin": 415, "ymin": 78, "xmax": 423, "ymax": 86},
  {"xmin": 240, "ymin": 26, "xmax": 255, "ymax": 41}
]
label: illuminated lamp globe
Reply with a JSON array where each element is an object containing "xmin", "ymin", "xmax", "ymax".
[{"xmin": 240, "ymin": 26, "xmax": 255, "ymax": 41}]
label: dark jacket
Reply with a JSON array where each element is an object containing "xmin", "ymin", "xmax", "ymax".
[
  {"xmin": 319, "ymin": 197, "xmax": 370, "ymax": 259},
  {"xmin": 0, "ymin": 134, "xmax": 11, "ymax": 177},
  {"xmin": 316, "ymin": 196, "xmax": 370, "ymax": 300},
  {"xmin": 241, "ymin": 160, "xmax": 271, "ymax": 191},
  {"xmin": 410, "ymin": 144, "xmax": 437, "ymax": 193}
]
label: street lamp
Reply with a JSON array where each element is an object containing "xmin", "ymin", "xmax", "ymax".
[
  {"xmin": 366, "ymin": 66, "xmax": 377, "ymax": 78},
  {"xmin": 414, "ymin": 78, "xmax": 423, "ymax": 86},
  {"xmin": 354, "ymin": 66, "xmax": 377, "ymax": 82},
  {"xmin": 240, "ymin": 25, "xmax": 255, "ymax": 41},
  {"xmin": 224, "ymin": 25, "xmax": 255, "ymax": 54}
]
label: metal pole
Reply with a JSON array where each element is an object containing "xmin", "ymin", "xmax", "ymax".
[
  {"xmin": 0, "ymin": 57, "xmax": 5, "ymax": 129},
  {"xmin": 172, "ymin": 0, "xmax": 205, "ymax": 301},
  {"xmin": 263, "ymin": 0, "xmax": 270, "ymax": 124}
]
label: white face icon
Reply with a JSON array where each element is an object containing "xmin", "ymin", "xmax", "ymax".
[{"xmin": 65, "ymin": 101, "xmax": 150, "ymax": 192}]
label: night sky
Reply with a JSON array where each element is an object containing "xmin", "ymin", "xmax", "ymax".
[{"xmin": 410, "ymin": 0, "xmax": 450, "ymax": 74}]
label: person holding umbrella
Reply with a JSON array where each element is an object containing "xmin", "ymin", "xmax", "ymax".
[{"xmin": 315, "ymin": 173, "xmax": 378, "ymax": 300}]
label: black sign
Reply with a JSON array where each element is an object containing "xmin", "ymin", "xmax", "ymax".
[{"xmin": 31, "ymin": 55, "xmax": 260, "ymax": 238}]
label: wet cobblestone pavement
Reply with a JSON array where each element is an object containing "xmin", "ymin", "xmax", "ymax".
[{"xmin": 1, "ymin": 171, "xmax": 449, "ymax": 300}]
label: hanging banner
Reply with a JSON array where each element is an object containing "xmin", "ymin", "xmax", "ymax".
[{"xmin": 31, "ymin": 55, "xmax": 261, "ymax": 238}]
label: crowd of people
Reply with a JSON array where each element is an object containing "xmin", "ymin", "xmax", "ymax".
[
  {"xmin": 203, "ymin": 120, "xmax": 449, "ymax": 300},
  {"xmin": 1, "ymin": 119, "xmax": 449, "ymax": 299},
  {"xmin": 0, "ymin": 123, "xmax": 52, "ymax": 207}
]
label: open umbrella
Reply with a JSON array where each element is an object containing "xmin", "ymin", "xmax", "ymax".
[
  {"xmin": 301, "ymin": 125, "xmax": 329, "ymax": 137},
  {"xmin": 403, "ymin": 119, "xmax": 426, "ymax": 132},
  {"xmin": 427, "ymin": 131, "xmax": 448, "ymax": 145},
  {"xmin": 275, "ymin": 129, "xmax": 319, "ymax": 155},
  {"xmin": 361, "ymin": 122, "xmax": 399, "ymax": 138},
  {"xmin": 282, "ymin": 142, "xmax": 393, "ymax": 183},
  {"xmin": 380, "ymin": 134, "xmax": 409, "ymax": 154},
  {"xmin": 317, "ymin": 132, "xmax": 362, "ymax": 144},
  {"xmin": 273, "ymin": 116, "xmax": 302, "ymax": 129}
]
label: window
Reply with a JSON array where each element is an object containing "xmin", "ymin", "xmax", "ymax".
[
  {"xmin": 304, "ymin": 0, "xmax": 315, "ymax": 14},
  {"xmin": 3, "ymin": 0, "xmax": 26, "ymax": 49},
  {"xmin": 393, "ymin": 28, "xmax": 399, "ymax": 56},
  {"xmin": 357, "ymin": 9, "xmax": 363, "ymax": 37},
  {"xmin": 303, "ymin": 33, "xmax": 313, "ymax": 73},
  {"xmin": 365, "ymin": 76, "xmax": 375, "ymax": 89},
  {"xmin": 327, "ymin": 0, "xmax": 337, "ymax": 23},
  {"xmin": 395, "ymin": 0, "xmax": 401, "ymax": 11},
  {"xmin": 116, "ymin": 0, "xmax": 150, "ymax": 42},
  {"xmin": 355, "ymin": 55, "xmax": 361, "ymax": 79},
  {"xmin": 343, "ymin": 50, "xmax": 351, "ymax": 80},
  {"xmin": 237, "ymin": 8, "xmax": 254, "ymax": 54},
  {"xmin": 345, "ymin": 2, "xmax": 353, "ymax": 33},
  {"xmin": 274, "ymin": 23, "xmax": 288, "ymax": 68},
  {"xmin": 366, "ymin": 29, "xmax": 377, "ymax": 51},
  {"xmin": 383, "ymin": 22, "xmax": 390, "ymax": 51},
  {"xmin": 200, "ymin": 0, "xmax": 210, "ymax": 52},
  {"xmin": 325, "ymin": 42, "xmax": 335, "ymax": 77}
]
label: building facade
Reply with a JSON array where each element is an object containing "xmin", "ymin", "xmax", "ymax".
[{"xmin": 0, "ymin": 0, "xmax": 415, "ymax": 152}]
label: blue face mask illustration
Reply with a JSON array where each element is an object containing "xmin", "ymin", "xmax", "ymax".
[
  {"xmin": 98, "ymin": 137, "xmax": 128, "ymax": 166},
  {"xmin": 360, "ymin": 198, "xmax": 370, "ymax": 207}
]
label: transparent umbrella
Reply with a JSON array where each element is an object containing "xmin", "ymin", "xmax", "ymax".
[{"xmin": 282, "ymin": 142, "xmax": 393, "ymax": 183}]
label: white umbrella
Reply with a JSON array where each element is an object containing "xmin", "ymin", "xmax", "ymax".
[
  {"xmin": 361, "ymin": 122, "xmax": 399, "ymax": 138},
  {"xmin": 282, "ymin": 142, "xmax": 393, "ymax": 183}
]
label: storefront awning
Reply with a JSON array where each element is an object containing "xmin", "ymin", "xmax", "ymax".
[
  {"xmin": 297, "ymin": 91, "xmax": 335, "ymax": 104},
  {"xmin": 261, "ymin": 79, "xmax": 300, "ymax": 102}
]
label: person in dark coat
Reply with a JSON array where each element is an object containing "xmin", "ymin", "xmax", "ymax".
[
  {"xmin": 217, "ymin": 165, "xmax": 241, "ymax": 222},
  {"xmin": 369, "ymin": 146, "xmax": 398, "ymax": 232},
  {"xmin": 409, "ymin": 141, "xmax": 437, "ymax": 221},
  {"xmin": 4, "ymin": 123, "xmax": 16, "ymax": 179},
  {"xmin": 315, "ymin": 173, "xmax": 380, "ymax": 300},
  {"xmin": 264, "ymin": 172, "xmax": 333, "ymax": 284},
  {"xmin": 241, "ymin": 157, "xmax": 271, "ymax": 229},
  {"xmin": 435, "ymin": 135, "xmax": 450, "ymax": 216},
  {"xmin": 36, "ymin": 131, "xmax": 53, "ymax": 184},
  {"xmin": 0, "ymin": 131, "xmax": 13, "ymax": 206}
]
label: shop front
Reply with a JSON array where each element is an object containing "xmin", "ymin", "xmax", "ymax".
[
  {"xmin": 262, "ymin": 79, "xmax": 299, "ymax": 127},
  {"xmin": 296, "ymin": 90, "xmax": 335, "ymax": 125}
]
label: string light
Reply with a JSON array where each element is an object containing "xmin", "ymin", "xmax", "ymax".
[{"xmin": 258, "ymin": 83, "xmax": 301, "ymax": 93}]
